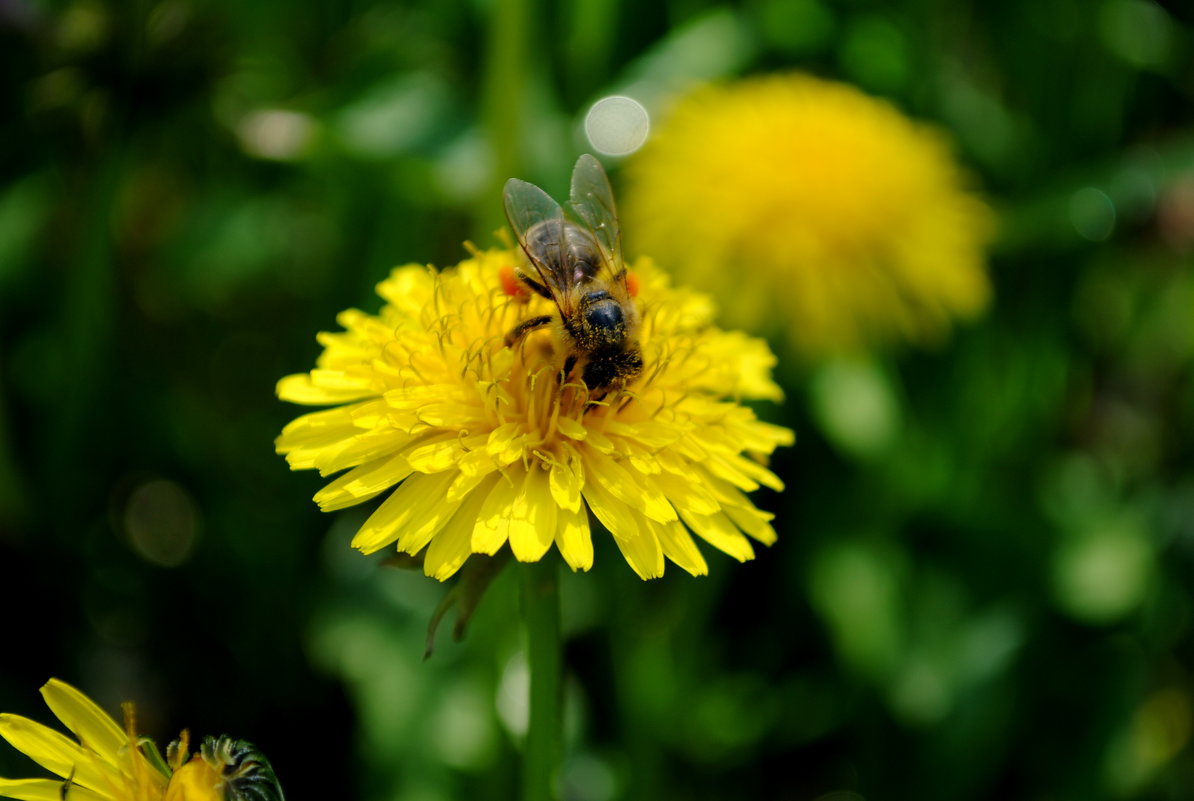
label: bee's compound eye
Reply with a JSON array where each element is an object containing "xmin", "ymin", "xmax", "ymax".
[{"xmin": 585, "ymin": 302, "xmax": 624, "ymax": 332}]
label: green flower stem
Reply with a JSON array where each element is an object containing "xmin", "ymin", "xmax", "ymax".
[
  {"xmin": 479, "ymin": 0, "xmax": 530, "ymax": 236},
  {"xmin": 521, "ymin": 559, "xmax": 561, "ymax": 801}
]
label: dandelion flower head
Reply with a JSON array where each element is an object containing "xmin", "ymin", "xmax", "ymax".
[
  {"xmin": 275, "ymin": 246, "xmax": 792, "ymax": 580},
  {"xmin": 0, "ymin": 679, "xmax": 284, "ymax": 801},
  {"xmin": 623, "ymin": 73, "xmax": 995, "ymax": 356}
]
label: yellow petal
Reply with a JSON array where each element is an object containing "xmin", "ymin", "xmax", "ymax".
[
  {"xmin": 350, "ymin": 471, "xmax": 455, "ymax": 554},
  {"xmin": 307, "ymin": 368, "xmax": 371, "ymax": 391},
  {"xmin": 275, "ymin": 402, "xmax": 366, "ymax": 443},
  {"xmin": 313, "ymin": 429, "xmax": 412, "ymax": 477},
  {"xmin": 555, "ymin": 416, "xmax": 586, "ymax": 440},
  {"xmin": 446, "ymin": 468, "xmax": 492, "ymax": 504},
  {"xmin": 701, "ymin": 454, "xmax": 759, "ymax": 492},
  {"xmin": 654, "ymin": 447, "xmax": 699, "ymax": 480},
  {"xmin": 603, "ymin": 419, "xmax": 683, "ymax": 448},
  {"xmin": 404, "ymin": 434, "xmax": 466, "ymax": 473},
  {"xmin": 731, "ymin": 417, "xmax": 794, "ymax": 451},
  {"xmin": 275, "ymin": 373, "xmax": 373, "ymax": 405},
  {"xmin": 472, "ymin": 470, "xmax": 524, "ymax": 555},
  {"xmin": 275, "ymin": 407, "xmax": 364, "ymax": 468},
  {"xmin": 581, "ymin": 478, "xmax": 639, "ymax": 543},
  {"xmin": 411, "ymin": 399, "xmax": 479, "ymax": 428},
  {"xmin": 395, "ymin": 480, "xmax": 468, "ymax": 557},
  {"xmin": 583, "ymin": 428, "xmax": 614, "ymax": 454},
  {"xmin": 649, "ymin": 519, "xmax": 708, "ymax": 577},
  {"xmin": 424, "ymin": 475, "xmax": 499, "ymax": 580},
  {"xmin": 456, "ymin": 444, "xmax": 498, "ymax": 478},
  {"xmin": 730, "ymin": 453, "xmax": 785, "ymax": 491},
  {"xmin": 700, "ymin": 472, "xmax": 758, "ymax": 508},
  {"xmin": 647, "ymin": 470, "xmax": 720, "ymax": 516},
  {"xmin": 675, "ymin": 426, "xmax": 716, "ymax": 463},
  {"xmin": 610, "ymin": 522, "xmax": 664, "ymax": 580},
  {"xmin": 312, "ymin": 453, "xmax": 414, "ymax": 512},
  {"xmin": 0, "ymin": 714, "xmax": 116, "ymax": 791},
  {"xmin": 548, "ymin": 460, "xmax": 582, "ymax": 513},
  {"xmin": 584, "ymin": 447, "xmax": 676, "ymax": 524},
  {"xmin": 625, "ymin": 444, "xmax": 662, "ymax": 475},
  {"xmin": 508, "ymin": 466, "xmax": 556, "ymax": 563},
  {"xmin": 38, "ymin": 681, "xmax": 125, "ymax": 770},
  {"xmin": 382, "ymin": 383, "xmax": 460, "ymax": 410},
  {"xmin": 555, "ymin": 502, "xmax": 593, "ymax": 572},
  {"xmin": 724, "ymin": 503, "xmax": 778, "ymax": 545},
  {"xmin": 680, "ymin": 510, "xmax": 755, "ymax": 562},
  {"xmin": 582, "ymin": 481, "xmax": 664, "ymax": 579},
  {"xmin": 486, "ymin": 423, "xmax": 523, "ymax": 460},
  {"xmin": 0, "ymin": 777, "xmax": 106, "ymax": 801}
]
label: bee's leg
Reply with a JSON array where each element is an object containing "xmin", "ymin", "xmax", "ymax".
[
  {"xmin": 516, "ymin": 271, "xmax": 554, "ymax": 300},
  {"xmin": 505, "ymin": 315, "xmax": 553, "ymax": 347},
  {"xmin": 561, "ymin": 354, "xmax": 577, "ymax": 383}
]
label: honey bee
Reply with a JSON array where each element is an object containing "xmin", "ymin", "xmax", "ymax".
[{"xmin": 503, "ymin": 154, "xmax": 642, "ymax": 395}]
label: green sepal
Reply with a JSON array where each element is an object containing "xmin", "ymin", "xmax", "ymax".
[
  {"xmin": 423, "ymin": 551, "xmax": 512, "ymax": 659},
  {"xmin": 138, "ymin": 735, "xmax": 173, "ymax": 779}
]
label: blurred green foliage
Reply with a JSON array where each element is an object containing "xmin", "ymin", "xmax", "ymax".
[{"xmin": 1, "ymin": 0, "xmax": 1193, "ymax": 800}]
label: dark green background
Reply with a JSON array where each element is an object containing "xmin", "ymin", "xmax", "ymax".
[{"xmin": 2, "ymin": 0, "xmax": 1193, "ymax": 799}]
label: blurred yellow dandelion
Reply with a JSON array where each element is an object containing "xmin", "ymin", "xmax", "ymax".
[
  {"xmin": 275, "ymin": 248, "xmax": 792, "ymax": 580},
  {"xmin": 0, "ymin": 679, "xmax": 284, "ymax": 801},
  {"xmin": 623, "ymin": 73, "xmax": 995, "ymax": 355}
]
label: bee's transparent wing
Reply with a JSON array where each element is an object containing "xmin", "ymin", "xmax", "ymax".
[
  {"xmin": 503, "ymin": 177, "xmax": 575, "ymax": 314},
  {"xmin": 568, "ymin": 154, "xmax": 624, "ymax": 279}
]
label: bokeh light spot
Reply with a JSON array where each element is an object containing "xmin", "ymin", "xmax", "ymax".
[
  {"xmin": 809, "ymin": 540, "xmax": 904, "ymax": 679},
  {"xmin": 431, "ymin": 683, "xmax": 498, "ymax": 770},
  {"xmin": 890, "ymin": 658, "xmax": 950, "ymax": 725},
  {"xmin": 123, "ymin": 478, "xmax": 200, "ymax": 567},
  {"xmin": 809, "ymin": 359, "xmax": 900, "ymax": 459},
  {"xmin": 146, "ymin": 0, "xmax": 191, "ymax": 46},
  {"xmin": 335, "ymin": 73, "xmax": 450, "ymax": 159},
  {"xmin": 237, "ymin": 109, "xmax": 315, "ymax": 161},
  {"xmin": 1105, "ymin": 688, "xmax": 1193, "ymax": 794},
  {"xmin": 584, "ymin": 96, "xmax": 650, "ymax": 156},
  {"xmin": 756, "ymin": 0, "xmax": 835, "ymax": 54},
  {"xmin": 496, "ymin": 653, "xmax": 529, "ymax": 738},
  {"xmin": 1069, "ymin": 187, "xmax": 1117, "ymax": 242},
  {"xmin": 1099, "ymin": 0, "xmax": 1175, "ymax": 70},
  {"xmin": 561, "ymin": 753, "xmax": 618, "ymax": 801},
  {"xmin": 1053, "ymin": 521, "xmax": 1153, "ymax": 623},
  {"xmin": 58, "ymin": 2, "xmax": 109, "ymax": 52},
  {"xmin": 839, "ymin": 16, "xmax": 910, "ymax": 92}
]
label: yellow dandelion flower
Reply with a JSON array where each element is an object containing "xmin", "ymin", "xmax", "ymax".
[
  {"xmin": 275, "ymin": 247, "xmax": 792, "ymax": 580},
  {"xmin": 0, "ymin": 679, "xmax": 284, "ymax": 801},
  {"xmin": 622, "ymin": 73, "xmax": 995, "ymax": 356}
]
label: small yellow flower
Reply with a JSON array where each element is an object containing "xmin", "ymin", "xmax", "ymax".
[
  {"xmin": 276, "ymin": 248, "xmax": 792, "ymax": 580},
  {"xmin": 0, "ymin": 679, "xmax": 283, "ymax": 801},
  {"xmin": 623, "ymin": 74, "xmax": 995, "ymax": 356}
]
